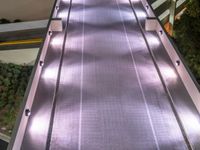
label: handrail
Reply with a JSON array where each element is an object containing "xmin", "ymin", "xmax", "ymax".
[
  {"xmin": 7, "ymin": 0, "xmax": 60, "ymax": 149},
  {"xmin": 142, "ymin": 0, "xmax": 200, "ymax": 111},
  {"xmin": 129, "ymin": 1, "xmax": 193, "ymax": 149}
]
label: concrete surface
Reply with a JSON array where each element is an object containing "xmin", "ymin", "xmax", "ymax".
[
  {"xmin": 0, "ymin": 48, "xmax": 39, "ymax": 65},
  {"xmin": 0, "ymin": 0, "xmax": 54, "ymax": 21},
  {"xmin": 0, "ymin": 20, "xmax": 48, "ymax": 33}
]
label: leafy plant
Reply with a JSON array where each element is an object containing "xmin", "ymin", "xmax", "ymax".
[
  {"xmin": 0, "ymin": 62, "xmax": 33, "ymax": 135},
  {"xmin": 174, "ymin": 0, "xmax": 200, "ymax": 84}
]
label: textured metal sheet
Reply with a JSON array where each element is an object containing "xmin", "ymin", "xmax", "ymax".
[
  {"xmin": 20, "ymin": 0, "xmax": 200, "ymax": 149},
  {"xmin": 133, "ymin": 1, "xmax": 200, "ymax": 149},
  {"xmin": 49, "ymin": 0, "xmax": 187, "ymax": 149}
]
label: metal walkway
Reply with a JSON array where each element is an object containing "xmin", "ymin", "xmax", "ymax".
[{"xmin": 9, "ymin": 0, "xmax": 200, "ymax": 149}]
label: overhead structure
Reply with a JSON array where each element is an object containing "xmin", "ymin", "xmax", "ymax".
[{"xmin": 8, "ymin": 0, "xmax": 200, "ymax": 149}]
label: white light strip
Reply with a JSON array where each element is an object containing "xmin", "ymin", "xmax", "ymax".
[
  {"xmin": 152, "ymin": 0, "xmax": 167, "ymax": 9},
  {"xmin": 176, "ymin": 0, "xmax": 186, "ymax": 8},
  {"xmin": 153, "ymin": 0, "xmax": 186, "ymax": 21},
  {"xmin": 158, "ymin": 9, "xmax": 169, "ymax": 21}
]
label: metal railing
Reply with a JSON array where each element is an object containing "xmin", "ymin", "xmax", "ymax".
[
  {"xmin": 142, "ymin": 0, "xmax": 200, "ymax": 113},
  {"xmin": 7, "ymin": 0, "xmax": 60, "ymax": 149}
]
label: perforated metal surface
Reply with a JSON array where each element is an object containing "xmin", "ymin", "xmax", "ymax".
[{"xmin": 20, "ymin": 0, "xmax": 200, "ymax": 149}]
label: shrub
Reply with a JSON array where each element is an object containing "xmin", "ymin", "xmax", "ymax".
[
  {"xmin": 174, "ymin": 0, "xmax": 200, "ymax": 84},
  {"xmin": 0, "ymin": 62, "xmax": 33, "ymax": 135}
]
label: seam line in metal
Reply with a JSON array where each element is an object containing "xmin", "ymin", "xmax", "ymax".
[
  {"xmin": 45, "ymin": 0, "xmax": 73, "ymax": 149},
  {"xmin": 78, "ymin": 1, "xmax": 85, "ymax": 150},
  {"xmin": 116, "ymin": 0, "xmax": 160, "ymax": 149}
]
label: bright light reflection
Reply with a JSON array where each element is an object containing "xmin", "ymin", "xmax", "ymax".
[
  {"xmin": 135, "ymin": 9, "xmax": 147, "ymax": 18},
  {"xmin": 30, "ymin": 113, "xmax": 48, "ymax": 136},
  {"xmin": 51, "ymin": 36, "xmax": 62, "ymax": 46},
  {"xmin": 147, "ymin": 34, "xmax": 160, "ymax": 46},
  {"xmin": 121, "ymin": 11, "xmax": 135, "ymax": 21},
  {"xmin": 161, "ymin": 66, "xmax": 177, "ymax": 80},
  {"xmin": 118, "ymin": 0, "xmax": 130, "ymax": 4},
  {"xmin": 58, "ymin": 10, "xmax": 68, "ymax": 18},
  {"xmin": 131, "ymin": 0, "xmax": 141, "ymax": 3},
  {"xmin": 62, "ymin": 0, "xmax": 69, "ymax": 3},
  {"xmin": 138, "ymin": 65, "xmax": 160, "ymax": 84},
  {"xmin": 182, "ymin": 112, "xmax": 200, "ymax": 136},
  {"xmin": 43, "ymin": 67, "xmax": 58, "ymax": 81}
]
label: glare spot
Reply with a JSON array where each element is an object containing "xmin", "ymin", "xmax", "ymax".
[
  {"xmin": 131, "ymin": 0, "xmax": 141, "ymax": 3},
  {"xmin": 30, "ymin": 114, "xmax": 48, "ymax": 135},
  {"xmin": 42, "ymin": 67, "xmax": 58, "ymax": 81},
  {"xmin": 58, "ymin": 10, "xmax": 68, "ymax": 18},
  {"xmin": 161, "ymin": 67, "xmax": 177, "ymax": 80},
  {"xmin": 135, "ymin": 9, "xmax": 147, "ymax": 19},
  {"xmin": 147, "ymin": 34, "xmax": 160, "ymax": 47},
  {"xmin": 62, "ymin": 0, "xmax": 70, "ymax": 3},
  {"xmin": 182, "ymin": 112, "xmax": 200, "ymax": 136},
  {"xmin": 51, "ymin": 36, "xmax": 62, "ymax": 47}
]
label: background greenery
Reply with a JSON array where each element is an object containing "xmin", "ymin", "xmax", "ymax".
[
  {"xmin": 0, "ymin": 62, "xmax": 32, "ymax": 135},
  {"xmin": 174, "ymin": 0, "xmax": 200, "ymax": 84}
]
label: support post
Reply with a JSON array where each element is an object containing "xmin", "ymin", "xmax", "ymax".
[{"xmin": 169, "ymin": 0, "xmax": 177, "ymax": 35}]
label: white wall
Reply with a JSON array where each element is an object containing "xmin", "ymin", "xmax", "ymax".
[
  {"xmin": 0, "ymin": 48, "xmax": 39, "ymax": 65},
  {"xmin": 0, "ymin": 20, "xmax": 48, "ymax": 33},
  {"xmin": 0, "ymin": 0, "xmax": 54, "ymax": 21}
]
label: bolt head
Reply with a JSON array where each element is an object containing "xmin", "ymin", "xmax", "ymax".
[
  {"xmin": 56, "ymin": 6, "xmax": 59, "ymax": 10},
  {"xmin": 25, "ymin": 109, "xmax": 31, "ymax": 116},
  {"xmin": 176, "ymin": 60, "xmax": 180, "ymax": 66},
  {"xmin": 39, "ymin": 61, "xmax": 44, "ymax": 66},
  {"xmin": 49, "ymin": 31, "xmax": 53, "ymax": 36}
]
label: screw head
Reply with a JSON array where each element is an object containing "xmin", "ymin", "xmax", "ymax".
[
  {"xmin": 56, "ymin": 6, "xmax": 59, "ymax": 10},
  {"xmin": 176, "ymin": 60, "xmax": 180, "ymax": 66},
  {"xmin": 48, "ymin": 31, "xmax": 53, "ymax": 36},
  {"xmin": 25, "ymin": 109, "xmax": 31, "ymax": 116},
  {"xmin": 39, "ymin": 60, "xmax": 44, "ymax": 66}
]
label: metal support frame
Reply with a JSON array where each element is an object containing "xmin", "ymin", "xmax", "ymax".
[
  {"xmin": 169, "ymin": 0, "xmax": 177, "ymax": 34},
  {"xmin": 50, "ymin": 18, "xmax": 63, "ymax": 32},
  {"xmin": 145, "ymin": 17, "xmax": 157, "ymax": 31}
]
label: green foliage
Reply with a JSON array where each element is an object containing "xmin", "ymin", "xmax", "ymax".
[
  {"xmin": 187, "ymin": 0, "xmax": 200, "ymax": 17},
  {"xmin": 174, "ymin": 0, "xmax": 200, "ymax": 84},
  {"xmin": 0, "ymin": 62, "xmax": 33, "ymax": 135}
]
